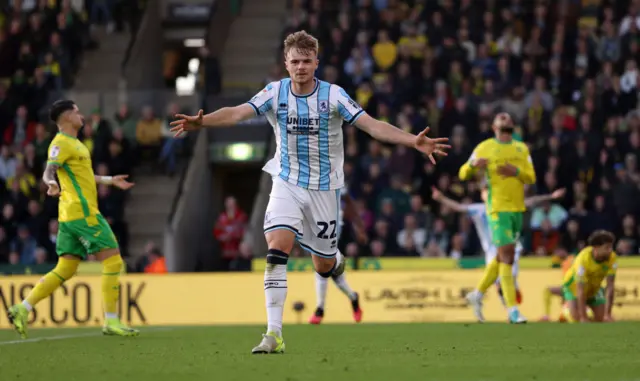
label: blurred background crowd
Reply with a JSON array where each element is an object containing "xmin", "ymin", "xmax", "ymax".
[
  {"xmin": 2, "ymin": 0, "xmax": 640, "ymax": 269},
  {"xmin": 0, "ymin": 0, "xmax": 181, "ymax": 269},
  {"xmin": 261, "ymin": 0, "xmax": 640, "ymax": 262}
]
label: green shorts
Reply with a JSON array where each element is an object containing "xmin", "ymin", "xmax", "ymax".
[
  {"xmin": 488, "ymin": 211, "xmax": 523, "ymax": 247},
  {"xmin": 57, "ymin": 215, "xmax": 118, "ymax": 258},
  {"xmin": 562, "ymin": 287, "xmax": 606, "ymax": 307}
]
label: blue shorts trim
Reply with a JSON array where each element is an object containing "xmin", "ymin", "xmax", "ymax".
[
  {"xmin": 264, "ymin": 224, "xmax": 301, "ymax": 237},
  {"xmin": 298, "ymin": 242, "xmax": 336, "ymax": 258}
]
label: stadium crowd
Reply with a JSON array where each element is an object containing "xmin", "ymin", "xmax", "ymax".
[
  {"xmin": 270, "ymin": 0, "xmax": 640, "ymax": 260},
  {"xmin": 0, "ymin": 0, "xmax": 175, "ymax": 267}
]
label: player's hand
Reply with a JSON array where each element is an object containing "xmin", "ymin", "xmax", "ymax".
[
  {"xmin": 414, "ymin": 127, "xmax": 450, "ymax": 164},
  {"xmin": 471, "ymin": 158, "xmax": 488, "ymax": 169},
  {"xmin": 46, "ymin": 182, "xmax": 60, "ymax": 197},
  {"xmin": 551, "ymin": 188, "xmax": 566, "ymax": 199},
  {"xmin": 431, "ymin": 186, "xmax": 442, "ymax": 200},
  {"xmin": 112, "ymin": 175, "xmax": 135, "ymax": 190},
  {"xmin": 497, "ymin": 163, "xmax": 519, "ymax": 177},
  {"xmin": 170, "ymin": 109, "xmax": 204, "ymax": 137}
]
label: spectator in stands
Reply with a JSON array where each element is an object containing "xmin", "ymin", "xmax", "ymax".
[
  {"xmin": 0, "ymin": 226, "xmax": 9, "ymax": 263},
  {"xmin": 230, "ymin": 241, "xmax": 253, "ymax": 272},
  {"xmin": 144, "ymin": 247, "xmax": 167, "ymax": 274},
  {"xmin": 91, "ymin": 0, "xmax": 115, "ymax": 33},
  {"xmin": 86, "ymin": 108, "xmax": 113, "ymax": 163},
  {"xmin": 213, "ymin": 196, "xmax": 248, "ymax": 270},
  {"xmin": 0, "ymin": 145, "xmax": 17, "ymax": 182},
  {"xmin": 530, "ymin": 200, "xmax": 569, "ymax": 230},
  {"xmin": 25, "ymin": 199, "xmax": 46, "ymax": 243},
  {"xmin": 41, "ymin": 219, "xmax": 58, "ymax": 260},
  {"xmin": 114, "ymin": 104, "xmax": 138, "ymax": 147},
  {"xmin": 11, "ymin": 225, "xmax": 37, "ymax": 265},
  {"xmin": 6, "ymin": 159, "xmax": 36, "ymax": 199},
  {"xmin": 159, "ymin": 102, "xmax": 183, "ymax": 175},
  {"xmin": 136, "ymin": 105, "xmax": 162, "ymax": 163},
  {"xmin": 4, "ymin": 105, "xmax": 35, "ymax": 148},
  {"xmin": 397, "ymin": 214, "xmax": 426, "ymax": 253}
]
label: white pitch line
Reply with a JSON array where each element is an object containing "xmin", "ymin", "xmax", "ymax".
[{"xmin": 0, "ymin": 327, "xmax": 175, "ymax": 346}]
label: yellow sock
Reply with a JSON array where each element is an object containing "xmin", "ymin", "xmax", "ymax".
[
  {"xmin": 543, "ymin": 288, "xmax": 552, "ymax": 316},
  {"xmin": 25, "ymin": 257, "xmax": 80, "ymax": 307},
  {"xmin": 102, "ymin": 255, "xmax": 124, "ymax": 319},
  {"xmin": 499, "ymin": 263, "xmax": 517, "ymax": 308},
  {"xmin": 476, "ymin": 258, "xmax": 499, "ymax": 293},
  {"xmin": 562, "ymin": 304, "xmax": 576, "ymax": 323}
]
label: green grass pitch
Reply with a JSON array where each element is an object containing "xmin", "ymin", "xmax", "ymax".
[{"xmin": 0, "ymin": 323, "xmax": 638, "ymax": 381}]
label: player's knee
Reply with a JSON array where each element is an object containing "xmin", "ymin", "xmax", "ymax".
[
  {"xmin": 266, "ymin": 248, "xmax": 289, "ymax": 265},
  {"xmin": 265, "ymin": 230, "xmax": 296, "ymax": 254},
  {"xmin": 102, "ymin": 254, "xmax": 124, "ymax": 273},
  {"xmin": 54, "ymin": 257, "xmax": 80, "ymax": 280},
  {"xmin": 314, "ymin": 256, "xmax": 336, "ymax": 277}
]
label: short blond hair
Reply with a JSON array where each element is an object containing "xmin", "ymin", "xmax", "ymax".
[{"xmin": 284, "ymin": 30, "xmax": 319, "ymax": 57}]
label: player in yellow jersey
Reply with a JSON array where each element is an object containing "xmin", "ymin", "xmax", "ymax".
[
  {"xmin": 562, "ymin": 230, "xmax": 617, "ymax": 323},
  {"xmin": 540, "ymin": 248, "xmax": 574, "ymax": 322},
  {"xmin": 458, "ymin": 113, "xmax": 536, "ymax": 323},
  {"xmin": 7, "ymin": 100, "xmax": 139, "ymax": 339}
]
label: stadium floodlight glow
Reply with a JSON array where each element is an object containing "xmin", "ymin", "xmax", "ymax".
[
  {"xmin": 184, "ymin": 38, "xmax": 205, "ymax": 48},
  {"xmin": 175, "ymin": 76, "xmax": 195, "ymax": 96},
  {"xmin": 226, "ymin": 143, "xmax": 254, "ymax": 161},
  {"xmin": 188, "ymin": 58, "xmax": 200, "ymax": 74}
]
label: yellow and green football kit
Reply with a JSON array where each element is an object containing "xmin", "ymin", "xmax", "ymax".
[{"xmin": 47, "ymin": 132, "xmax": 118, "ymax": 258}]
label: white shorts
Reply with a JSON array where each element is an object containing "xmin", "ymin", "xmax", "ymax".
[
  {"xmin": 263, "ymin": 176, "xmax": 341, "ymax": 258},
  {"xmin": 486, "ymin": 245, "xmax": 521, "ymax": 279}
]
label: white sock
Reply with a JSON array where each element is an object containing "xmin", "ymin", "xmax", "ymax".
[
  {"xmin": 315, "ymin": 272, "xmax": 328, "ymax": 309},
  {"xmin": 264, "ymin": 264, "xmax": 287, "ymax": 336},
  {"xmin": 332, "ymin": 273, "xmax": 357, "ymax": 300},
  {"xmin": 335, "ymin": 249, "xmax": 344, "ymax": 269},
  {"xmin": 105, "ymin": 313, "xmax": 118, "ymax": 320},
  {"xmin": 22, "ymin": 300, "xmax": 33, "ymax": 312}
]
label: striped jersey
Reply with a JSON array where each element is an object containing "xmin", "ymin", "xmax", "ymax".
[
  {"xmin": 466, "ymin": 203, "xmax": 523, "ymax": 258},
  {"xmin": 247, "ymin": 78, "xmax": 365, "ymax": 191}
]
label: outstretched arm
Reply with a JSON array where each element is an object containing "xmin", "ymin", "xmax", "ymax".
[
  {"xmin": 170, "ymin": 105, "xmax": 256, "ymax": 136},
  {"xmin": 354, "ymin": 113, "xmax": 419, "ymax": 147},
  {"xmin": 95, "ymin": 174, "xmax": 135, "ymax": 190},
  {"xmin": 431, "ymin": 186, "xmax": 468, "ymax": 213},
  {"xmin": 524, "ymin": 188, "xmax": 566, "ymax": 208},
  {"xmin": 354, "ymin": 114, "xmax": 449, "ymax": 163}
]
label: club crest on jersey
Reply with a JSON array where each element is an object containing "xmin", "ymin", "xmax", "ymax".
[
  {"xmin": 319, "ymin": 100, "xmax": 328, "ymax": 113},
  {"xmin": 50, "ymin": 145, "xmax": 60, "ymax": 159}
]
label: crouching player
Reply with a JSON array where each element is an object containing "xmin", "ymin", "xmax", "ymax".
[{"xmin": 562, "ymin": 230, "xmax": 617, "ymax": 323}]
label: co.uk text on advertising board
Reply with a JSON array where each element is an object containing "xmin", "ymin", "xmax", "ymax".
[{"xmin": 1, "ymin": 270, "xmax": 639, "ymax": 328}]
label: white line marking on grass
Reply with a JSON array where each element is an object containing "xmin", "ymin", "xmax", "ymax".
[{"xmin": 0, "ymin": 327, "xmax": 175, "ymax": 346}]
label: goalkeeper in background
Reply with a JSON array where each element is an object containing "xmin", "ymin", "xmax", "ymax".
[
  {"xmin": 458, "ymin": 112, "xmax": 536, "ymax": 324},
  {"xmin": 7, "ymin": 100, "xmax": 139, "ymax": 339}
]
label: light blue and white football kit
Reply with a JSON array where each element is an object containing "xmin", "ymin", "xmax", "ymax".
[{"xmin": 249, "ymin": 78, "xmax": 365, "ymax": 258}]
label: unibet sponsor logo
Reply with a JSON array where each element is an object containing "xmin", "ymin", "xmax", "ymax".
[{"xmin": 286, "ymin": 116, "xmax": 321, "ymax": 136}]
